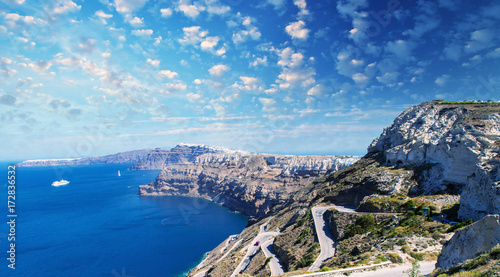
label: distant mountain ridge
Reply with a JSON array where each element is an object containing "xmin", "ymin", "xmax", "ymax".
[{"xmin": 16, "ymin": 149, "xmax": 154, "ymax": 167}]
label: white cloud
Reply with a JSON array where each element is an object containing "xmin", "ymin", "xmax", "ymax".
[
  {"xmin": 132, "ymin": 29, "xmax": 153, "ymax": 37},
  {"xmin": 435, "ymin": 74, "xmax": 450, "ymax": 86},
  {"xmin": 29, "ymin": 60, "xmax": 53, "ymax": 73},
  {"xmin": 154, "ymin": 36, "xmax": 162, "ymax": 46},
  {"xmin": 294, "ymin": 0, "xmax": 309, "ymax": 18},
  {"xmin": 147, "ymin": 58, "xmax": 160, "ymax": 67},
  {"xmin": 259, "ymin": 97, "xmax": 276, "ymax": 112},
  {"xmin": 276, "ymin": 47, "xmax": 315, "ymax": 89},
  {"xmin": 160, "ymin": 8, "xmax": 173, "ymax": 17},
  {"xmin": 336, "ymin": 0, "xmax": 368, "ymax": 18},
  {"xmin": 95, "ymin": 10, "xmax": 113, "ymax": 19},
  {"xmin": 114, "ymin": 0, "xmax": 148, "ymax": 15},
  {"xmin": 376, "ymin": 71, "xmax": 400, "ymax": 85},
  {"xmin": 232, "ymin": 26, "xmax": 261, "ymax": 44},
  {"xmin": 127, "ymin": 16, "xmax": 144, "ymax": 27},
  {"xmin": 352, "ymin": 73, "xmax": 368, "ymax": 83},
  {"xmin": 52, "ymin": 0, "xmax": 81, "ymax": 15},
  {"xmin": 164, "ymin": 82, "xmax": 187, "ymax": 92},
  {"xmin": 251, "ymin": 56, "xmax": 268, "ymax": 67},
  {"xmin": 285, "ymin": 20, "xmax": 309, "ymax": 40},
  {"xmin": 200, "ymin": 36, "xmax": 219, "ymax": 51},
  {"xmin": 178, "ymin": 4, "xmax": 205, "ymax": 19},
  {"xmin": 385, "ymin": 40, "xmax": 415, "ymax": 61},
  {"xmin": 465, "ymin": 29, "xmax": 495, "ymax": 53},
  {"xmin": 186, "ymin": 93, "xmax": 202, "ymax": 102},
  {"xmin": 206, "ymin": 3, "xmax": 230, "ymax": 15},
  {"xmin": 208, "ymin": 64, "xmax": 229, "ymax": 76},
  {"xmin": 159, "ymin": 70, "xmax": 178, "ymax": 79},
  {"xmin": 232, "ymin": 76, "xmax": 263, "ymax": 92},
  {"xmin": 306, "ymin": 84, "xmax": 325, "ymax": 97}
]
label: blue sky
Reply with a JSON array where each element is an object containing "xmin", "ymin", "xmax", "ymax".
[{"xmin": 1, "ymin": 0, "xmax": 499, "ymax": 160}]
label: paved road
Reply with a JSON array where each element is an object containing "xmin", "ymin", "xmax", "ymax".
[
  {"xmin": 348, "ymin": 261, "xmax": 436, "ymax": 277},
  {"xmin": 309, "ymin": 206, "xmax": 338, "ymax": 272},
  {"xmin": 231, "ymin": 220, "xmax": 280, "ymax": 276},
  {"xmin": 193, "ymin": 270, "xmax": 207, "ymax": 277},
  {"xmin": 261, "ymin": 239, "xmax": 285, "ymax": 276}
]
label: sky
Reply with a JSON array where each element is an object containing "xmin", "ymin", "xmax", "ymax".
[{"xmin": 0, "ymin": 0, "xmax": 499, "ymax": 160}]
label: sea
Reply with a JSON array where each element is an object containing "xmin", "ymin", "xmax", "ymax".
[{"xmin": 0, "ymin": 162, "xmax": 248, "ymax": 277}]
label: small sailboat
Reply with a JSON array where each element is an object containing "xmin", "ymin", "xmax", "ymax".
[{"xmin": 118, "ymin": 170, "xmax": 121, "ymax": 177}]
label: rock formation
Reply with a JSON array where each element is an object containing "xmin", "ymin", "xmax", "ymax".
[
  {"xmin": 437, "ymin": 214, "xmax": 500, "ymax": 269},
  {"xmin": 139, "ymin": 144, "xmax": 358, "ymax": 217},
  {"xmin": 368, "ymin": 101, "xmax": 500, "ymax": 220}
]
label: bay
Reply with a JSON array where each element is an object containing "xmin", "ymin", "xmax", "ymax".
[{"xmin": 0, "ymin": 162, "xmax": 248, "ymax": 277}]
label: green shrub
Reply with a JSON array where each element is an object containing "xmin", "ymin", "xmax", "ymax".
[
  {"xmin": 447, "ymin": 219, "xmax": 473, "ymax": 233},
  {"xmin": 488, "ymin": 244, "xmax": 500, "ymax": 259},
  {"xmin": 344, "ymin": 214, "xmax": 376, "ymax": 238},
  {"xmin": 387, "ymin": 253, "xmax": 403, "ymax": 263},
  {"xmin": 297, "ymin": 210, "xmax": 311, "ymax": 226},
  {"xmin": 401, "ymin": 245, "xmax": 411, "ymax": 254},
  {"xmin": 410, "ymin": 252, "xmax": 425, "ymax": 261},
  {"xmin": 432, "ymin": 231, "xmax": 443, "ymax": 240}
]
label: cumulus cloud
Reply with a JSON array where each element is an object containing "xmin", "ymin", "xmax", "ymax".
[
  {"xmin": 306, "ymin": 84, "xmax": 325, "ymax": 97},
  {"xmin": 259, "ymin": 97, "xmax": 276, "ymax": 112},
  {"xmin": 294, "ymin": 0, "xmax": 309, "ymax": 18},
  {"xmin": 276, "ymin": 47, "xmax": 315, "ymax": 89},
  {"xmin": 160, "ymin": 8, "xmax": 173, "ymax": 17},
  {"xmin": 132, "ymin": 29, "xmax": 153, "ymax": 37},
  {"xmin": 114, "ymin": 0, "xmax": 148, "ymax": 15},
  {"xmin": 178, "ymin": 3, "xmax": 205, "ymax": 19},
  {"xmin": 186, "ymin": 92, "xmax": 201, "ymax": 102},
  {"xmin": 95, "ymin": 10, "xmax": 113, "ymax": 24},
  {"xmin": 336, "ymin": 0, "xmax": 368, "ymax": 18},
  {"xmin": 285, "ymin": 20, "xmax": 309, "ymax": 40},
  {"xmin": 147, "ymin": 58, "xmax": 160, "ymax": 67},
  {"xmin": 232, "ymin": 76, "xmax": 263, "ymax": 93},
  {"xmin": 209, "ymin": 64, "xmax": 229, "ymax": 76},
  {"xmin": 265, "ymin": 0, "xmax": 286, "ymax": 10},
  {"xmin": 127, "ymin": 16, "xmax": 144, "ymax": 27},
  {"xmin": 232, "ymin": 26, "xmax": 261, "ymax": 44},
  {"xmin": 178, "ymin": 26, "xmax": 222, "ymax": 54},
  {"xmin": 51, "ymin": 0, "xmax": 81, "ymax": 15},
  {"xmin": 29, "ymin": 60, "xmax": 53, "ymax": 72},
  {"xmin": 465, "ymin": 29, "xmax": 495, "ymax": 53},
  {"xmin": 251, "ymin": 56, "xmax": 268, "ymax": 67},
  {"xmin": 159, "ymin": 70, "xmax": 178, "ymax": 79}
]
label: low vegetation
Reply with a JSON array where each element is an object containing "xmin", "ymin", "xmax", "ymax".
[{"xmin": 431, "ymin": 244, "xmax": 500, "ymax": 277}]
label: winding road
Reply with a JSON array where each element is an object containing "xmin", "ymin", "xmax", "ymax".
[
  {"xmin": 309, "ymin": 205, "xmax": 356, "ymax": 272},
  {"xmin": 261, "ymin": 239, "xmax": 285, "ymax": 276},
  {"xmin": 231, "ymin": 220, "xmax": 280, "ymax": 276}
]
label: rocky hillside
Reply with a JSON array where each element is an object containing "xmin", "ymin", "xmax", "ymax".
[
  {"xmin": 17, "ymin": 149, "xmax": 153, "ymax": 167},
  {"xmin": 185, "ymin": 101, "xmax": 500, "ymax": 277},
  {"xmin": 139, "ymin": 144, "xmax": 357, "ymax": 217}
]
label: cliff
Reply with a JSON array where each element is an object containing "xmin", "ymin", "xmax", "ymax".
[
  {"xmin": 139, "ymin": 144, "xmax": 357, "ymax": 217},
  {"xmin": 368, "ymin": 101, "xmax": 500, "ymax": 220},
  {"xmin": 17, "ymin": 149, "xmax": 153, "ymax": 167},
  {"xmin": 184, "ymin": 101, "xmax": 500, "ymax": 276}
]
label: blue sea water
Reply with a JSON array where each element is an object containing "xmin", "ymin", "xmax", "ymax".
[{"xmin": 0, "ymin": 162, "xmax": 248, "ymax": 277}]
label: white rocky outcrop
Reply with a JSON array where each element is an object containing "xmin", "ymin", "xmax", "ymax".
[
  {"xmin": 368, "ymin": 101, "xmax": 500, "ymax": 220},
  {"xmin": 436, "ymin": 214, "xmax": 500, "ymax": 269}
]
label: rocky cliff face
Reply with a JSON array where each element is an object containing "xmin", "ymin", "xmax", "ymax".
[
  {"xmin": 139, "ymin": 144, "xmax": 357, "ymax": 217},
  {"xmin": 437, "ymin": 214, "xmax": 500, "ymax": 269},
  {"xmin": 368, "ymin": 101, "xmax": 500, "ymax": 220}
]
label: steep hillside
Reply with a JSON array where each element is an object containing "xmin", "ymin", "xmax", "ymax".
[{"xmin": 186, "ymin": 101, "xmax": 500, "ymax": 277}]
